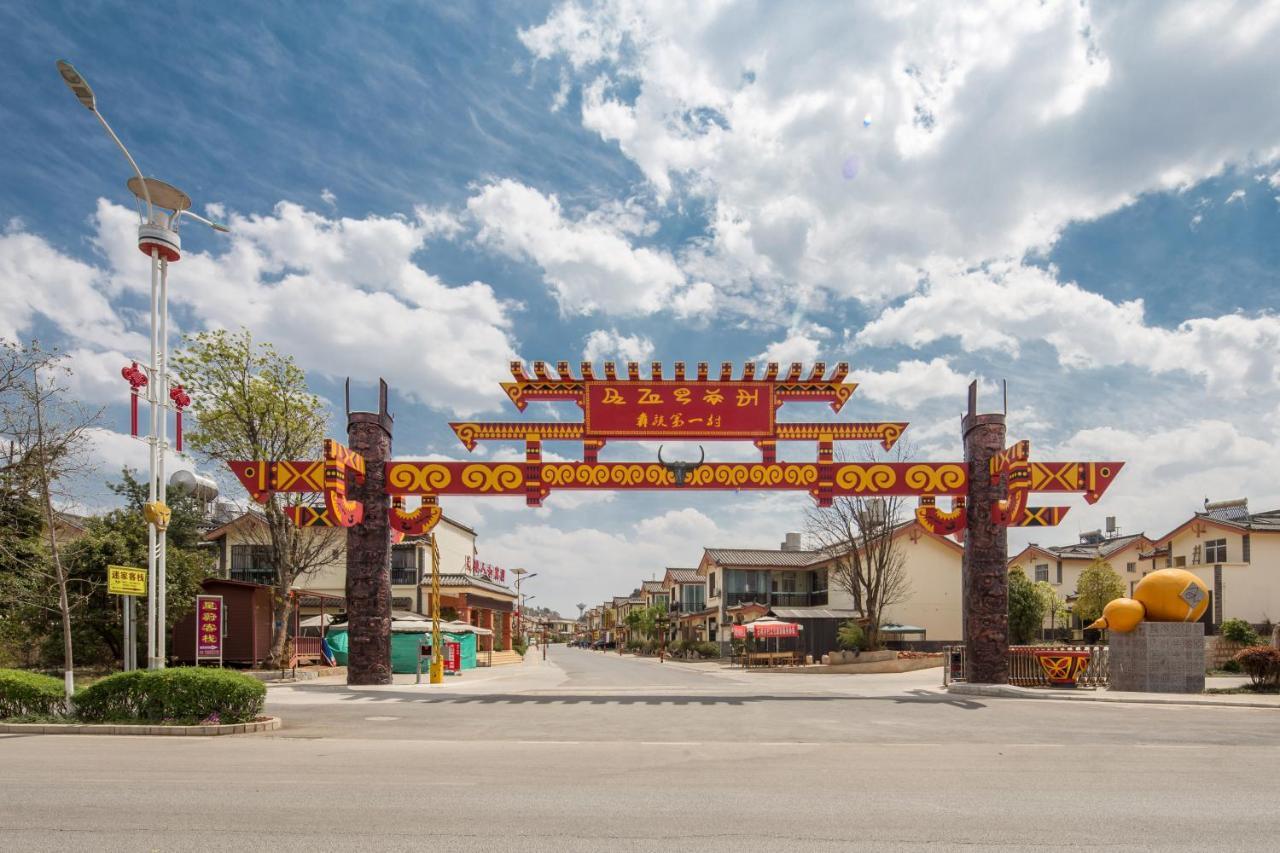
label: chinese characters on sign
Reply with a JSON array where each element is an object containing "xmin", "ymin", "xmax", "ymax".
[
  {"xmin": 464, "ymin": 556, "xmax": 506, "ymax": 583},
  {"xmin": 584, "ymin": 381, "xmax": 776, "ymax": 438},
  {"xmin": 107, "ymin": 564, "xmax": 147, "ymax": 596},
  {"xmin": 195, "ymin": 595, "xmax": 223, "ymax": 663}
]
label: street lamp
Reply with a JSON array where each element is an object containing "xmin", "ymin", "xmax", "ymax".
[
  {"xmin": 58, "ymin": 60, "xmax": 229, "ymax": 670},
  {"xmin": 512, "ymin": 568, "xmax": 537, "ymax": 643}
]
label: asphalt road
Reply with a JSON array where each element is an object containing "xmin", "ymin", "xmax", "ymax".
[{"xmin": 3, "ymin": 646, "xmax": 1279, "ymax": 852}]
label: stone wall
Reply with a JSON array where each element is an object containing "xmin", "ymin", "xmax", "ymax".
[{"xmin": 1111, "ymin": 622, "xmax": 1205, "ymax": 693}]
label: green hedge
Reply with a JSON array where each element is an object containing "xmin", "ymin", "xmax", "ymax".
[
  {"xmin": 0, "ymin": 669, "xmax": 68, "ymax": 719},
  {"xmin": 75, "ymin": 668, "xmax": 266, "ymax": 724}
]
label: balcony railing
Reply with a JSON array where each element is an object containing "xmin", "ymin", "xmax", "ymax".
[
  {"xmin": 230, "ymin": 569, "xmax": 275, "ymax": 586},
  {"xmin": 771, "ymin": 591, "xmax": 827, "ymax": 607},
  {"xmin": 724, "ymin": 591, "xmax": 828, "ymax": 607},
  {"xmin": 390, "ymin": 569, "xmax": 418, "ymax": 586}
]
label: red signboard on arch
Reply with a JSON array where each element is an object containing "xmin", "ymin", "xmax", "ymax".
[{"xmin": 584, "ymin": 380, "xmax": 775, "ymax": 439}]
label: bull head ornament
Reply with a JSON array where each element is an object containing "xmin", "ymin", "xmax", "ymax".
[{"xmin": 657, "ymin": 445, "xmax": 705, "ymax": 486}]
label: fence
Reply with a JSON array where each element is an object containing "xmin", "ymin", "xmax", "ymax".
[{"xmin": 943, "ymin": 644, "xmax": 1110, "ymax": 688}]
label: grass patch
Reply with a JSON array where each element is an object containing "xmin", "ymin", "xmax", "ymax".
[{"xmin": 1205, "ymin": 684, "xmax": 1280, "ymax": 695}]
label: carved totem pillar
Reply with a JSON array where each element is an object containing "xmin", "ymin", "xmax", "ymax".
[
  {"xmin": 962, "ymin": 384, "xmax": 1009, "ymax": 684},
  {"xmin": 346, "ymin": 380, "xmax": 394, "ymax": 685}
]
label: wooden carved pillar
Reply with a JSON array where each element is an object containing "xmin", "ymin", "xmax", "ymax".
[
  {"xmin": 346, "ymin": 379, "xmax": 394, "ymax": 685},
  {"xmin": 962, "ymin": 383, "xmax": 1008, "ymax": 684}
]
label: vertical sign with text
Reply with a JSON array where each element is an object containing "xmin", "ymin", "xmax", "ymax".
[{"xmin": 195, "ymin": 595, "xmax": 223, "ymax": 665}]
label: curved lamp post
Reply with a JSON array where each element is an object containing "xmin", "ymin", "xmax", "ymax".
[{"xmin": 57, "ymin": 61, "xmax": 229, "ymax": 670}]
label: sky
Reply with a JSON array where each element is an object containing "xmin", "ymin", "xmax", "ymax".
[{"xmin": 2, "ymin": 0, "xmax": 1279, "ymax": 618}]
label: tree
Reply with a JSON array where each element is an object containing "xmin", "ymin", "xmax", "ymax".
[
  {"xmin": 1033, "ymin": 580, "xmax": 1069, "ymax": 638},
  {"xmin": 1007, "ymin": 568, "xmax": 1046, "ymax": 644},
  {"xmin": 1074, "ymin": 558, "xmax": 1126, "ymax": 627},
  {"xmin": 0, "ymin": 342, "xmax": 102, "ymax": 700},
  {"xmin": 61, "ymin": 469, "xmax": 214, "ymax": 666},
  {"xmin": 805, "ymin": 448, "xmax": 914, "ymax": 650},
  {"xmin": 174, "ymin": 329, "xmax": 341, "ymax": 668}
]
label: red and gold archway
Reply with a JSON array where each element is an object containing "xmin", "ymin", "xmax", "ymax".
[{"xmin": 228, "ymin": 361, "xmax": 1122, "ymax": 686}]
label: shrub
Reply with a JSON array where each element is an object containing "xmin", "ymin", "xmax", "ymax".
[
  {"xmin": 1232, "ymin": 646, "xmax": 1280, "ymax": 689},
  {"xmin": 836, "ymin": 620, "xmax": 864, "ymax": 652},
  {"xmin": 0, "ymin": 669, "xmax": 68, "ymax": 719},
  {"xmin": 1220, "ymin": 658, "xmax": 1242, "ymax": 674},
  {"xmin": 694, "ymin": 641, "xmax": 721, "ymax": 658},
  {"xmin": 1220, "ymin": 618, "xmax": 1261, "ymax": 646},
  {"xmin": 513, "ymin": 639, "xmax": 528, "ymax": 657},
  {"xmin": 75, "ymin": 668, "xmax": 265, "ymax": 724}
]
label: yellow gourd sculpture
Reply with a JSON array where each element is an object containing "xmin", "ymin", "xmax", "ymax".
[{"xmin": 1086, "ymin": 568, "xmax": 1209, "ymax": 633}]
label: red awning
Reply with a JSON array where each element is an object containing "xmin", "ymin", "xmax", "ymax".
[{"xmin": 748, "ymin": 620, "xmax": 800, "ymax": 639}]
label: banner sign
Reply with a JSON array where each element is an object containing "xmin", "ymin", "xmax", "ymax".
[
  {"xmin": 583, "ymin": 381, "xmax": 775, "ymax": 439},
  {"xmin": 444, "ymin": 641, "xmax": 461, "ymax": 673},
  {"xmin": 196, "ymin": 595, "xmax": 223, "ymax": 662},
  {"xmin": 107, "ymin": 564, "xmax": 147, "ymax": 596},
  {"xmin": 464, "ymin": 556, "xmax": 506, "ymax": 583}
]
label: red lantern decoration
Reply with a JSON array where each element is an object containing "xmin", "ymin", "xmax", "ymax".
[
  {"xmin": 169, "ymin": 384, "xmax": 191, "ymax": 451},
  {"xmin": 121, "ymin": 362, "xmax": 148, "ymax": 437}
]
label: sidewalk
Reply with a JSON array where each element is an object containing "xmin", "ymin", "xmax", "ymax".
[{"xmin": 947, "ymin": 679, "xmax": 1280, "ymax": 709}]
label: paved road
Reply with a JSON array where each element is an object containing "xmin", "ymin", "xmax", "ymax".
[{"xmin": 3, "ymin": 646, "xmax": 1279, "ymax": 851}]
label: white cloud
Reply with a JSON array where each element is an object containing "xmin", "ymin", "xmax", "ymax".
[
  {"xmin": 583, "ymin": 327, "xmax": 655, "ymax": 364},
  {"xmin": 854, "ymin": 358, "xmax": 980, "ymax": 410},
  {"xmin": 1225, "ymin": 188, "xmax": 1246, "ymax": 204},
  {"xmin": 754, "ymin": 324, "xmax": 831, "ymax": 365},
  {"xmin": 523, "ymin": 0, "xmax": 1280, "ymax": 312},
  {"xmin": 320, "ymin": 188, "xmax": 338, "ymax": 208},
  {"xmin": 7, "ymin": 200, "xmax": 521, "ymax": 417},
  {"xmin": 857, "ymin": 259, "xmax": 1280, "ymax": 396},
  {"xmin": 467, "ymin": 179, "xmax": 697, "ymax": 316}
]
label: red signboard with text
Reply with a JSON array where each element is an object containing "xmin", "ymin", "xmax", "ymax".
[
  {"xmin": 584, "ymin": 381, "xmax": 775, "ymax": 439},
  {"xmin": 196, "ymin": 595, "xmax": 223, "ymax": 663},
  {"xmin": 444, "ymin": 641, "xmax": 461, "ymax": 674}
]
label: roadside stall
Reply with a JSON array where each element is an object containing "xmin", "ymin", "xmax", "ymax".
[{"xmin": 744, "ymin": 618, "xmax": 804, "ymax": 668}]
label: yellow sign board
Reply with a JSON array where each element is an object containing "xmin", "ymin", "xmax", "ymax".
[{"xmin": 108, "ymin": 564, "xmax": 147, "ymax": 596}]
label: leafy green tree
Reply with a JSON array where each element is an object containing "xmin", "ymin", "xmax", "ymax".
[
  {"xmin": 174, "ymin": 329, "xmax": 341, "ymax": 668},
  {"xmin": 60, "ymin": 469, "xmax": 214, "ymax": 667},
  {"xmin": 1033, "ymin": 580, "xmax": 1070, "ymax": 636},
  {"xmin": 1008, "ymin": 568, "xmax": 1046, "ymax": 644},
  {"xmin": 1074, "ymin": 558, "xmax": 1126, "ymax": 627}
]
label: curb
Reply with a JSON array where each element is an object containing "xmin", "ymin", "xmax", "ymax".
[
  {"xmin": 946, "ymin": 683, "xmax": 1280, "ymax": 710},
  {"xmin": 0, "ymin": 716, "xmax": 282, "ymax": 736}
]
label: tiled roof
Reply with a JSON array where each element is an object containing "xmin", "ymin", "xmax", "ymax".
[
  {"xmin": 1246, "ymin": 509, "xmax": 1280, "ymax": 531},
  {"xmin": 640, "ymin": 580, "xmax": 665, "ymax": 592},
  {"xmin": 437, "ymin": 573, "xmax": 516, "ymax": 596},
  {"xmin": 1045, "ymin": 532, "xmax": 1147, "ymax": 560},
  {"xmin": 663, "ymin": 568, "xmax": 702, "ymax": 585},
  {"xmin": 703, "ymin": 547, "xmax": 822, "ymax": 568}
]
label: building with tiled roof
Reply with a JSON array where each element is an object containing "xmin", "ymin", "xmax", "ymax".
[{"xmin": 1010, "ymin": 497, "xmax": 1280, "ymax": 633}]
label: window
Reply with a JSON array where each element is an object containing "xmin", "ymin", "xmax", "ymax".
[
  {"xmin": 1034, "ymin": 563, "xmax": 1049, "ymax": 583},
  {"xmin": 1205, "ymin": 538, "xmax": 1227, "ymax": 564},
  {"xmin": 1243, "ymin": 535, "xmax": 1251, "ymax": 563},
  {"xmin": 1173, "ymin": 555, "xmax": 1186, "ymax": 567},
  {"xmin": 1055, "ymin": 561, "xmax": 1063, "ymax": 584},
  {"xmin": 1126, "ymin": 562, "xmax": 1136, "ymax": 573},
  {"xmin": 230, "ymin": 545, "xmax": 273, "ymax": 585},
  {"xmin": 708, "ymin": 572, "xmax": 716, "ymax": 597},
  {"xmin": 391, "ymin": 545, "xmax": 417, "ymax": 585},
  {"xmin": 1129, "ymin": 581, "xmax": 1135, "ymax": 596}
]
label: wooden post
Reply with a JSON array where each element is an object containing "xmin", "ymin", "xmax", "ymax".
[
  {"xmin": 346, "ymin": 379, "xmax": 394, "ymax": 685},
  {"xmin": 962, "ymin": 381, "xmax": 1009, "ymax": 683}
]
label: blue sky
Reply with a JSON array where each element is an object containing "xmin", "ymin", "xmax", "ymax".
[{"xmin": 3, "ymin": 1, "xmax": 1279, "ymax": 616}]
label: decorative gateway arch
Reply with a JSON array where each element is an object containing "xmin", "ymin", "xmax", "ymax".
[{"xmin": 228, "ymin": 361, "xmax": 1122, "ymax": 685}]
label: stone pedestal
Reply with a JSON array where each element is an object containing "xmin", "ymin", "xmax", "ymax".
[{"xmin": 1110, "ymin": 622, "xmax": 1205, "ymax": 693}]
